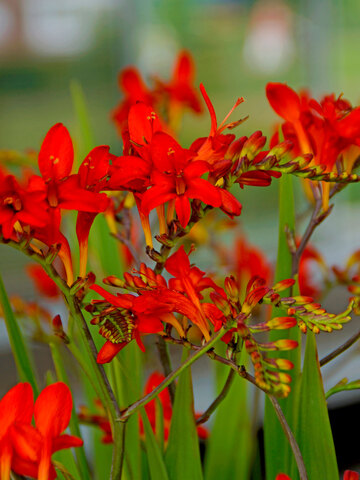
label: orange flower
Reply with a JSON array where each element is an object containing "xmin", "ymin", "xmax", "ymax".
[{"xmin": 10, "ymin": 383, "xmax": 83, "ymax": 480}]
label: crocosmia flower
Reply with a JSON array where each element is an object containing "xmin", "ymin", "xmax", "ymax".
[{"xmin": 10, "ymin": 382, "xmax": 83, "ymax": 480}]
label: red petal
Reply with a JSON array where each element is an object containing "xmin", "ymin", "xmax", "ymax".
[
  {"xmin": 34, "ymin": 382, "xmax": 72, "ymax": 438},
  {"xmin": 338, "ymin": 107, "xmax": 360, "ymax": 139},
  {"xmin": 186, "ymin": 178, "xmax": 222, "ymax": 207},
  {"xmin": 0, "ymin": 383, "xmax": 33, "ymax": 438},
  {"xmin": 219, "ymin": 189, "xmax": 242, "ymax": 217},
  {"xmin": 165, "ymin": 245, "xmax": 190, "ymax": 277},
  {"xmin": 150, "ymin": 132, "xmax": 184, "ymax": 172},
  {"xmin": 175, "ymin": 195, "xmax": 191, "ymax": 227},
  {"xmin": 52, "ymin": 434, "xmax": 83, "ymax": 452},
  {"xmin": 343, "ymin": 471, "xmax": 360, "ymax": 480},
  {"xmin": 38, "ymin": 123, "xmax": 74, "ymax": 182},
  {"xmin": 141, "ymin": 185, "xmax": 176, "ymax": 215},
  {"xmin": 199, "ymin": 84, "xmax": 217, "ymax": 135},
  {"xmin": 184, "ymin": 160, "xmax": 210, "ymax": 177},
  {"xmin": 10, "ymin": 423, "xmax": 41, "ymax": 462},
  {"xmin": 173, "ymin": 50, "xmax": 194, "ymax": 84},
  {"xmin": 120, "ymin": 67, "xmax": 148, "ymax": 98},
  {"xmin": 266, "ymin": 83, "xmax": 301, "ymax": 123},
  {"xmin": 90, "ymin": 285, "xmax": 134, "ymax": 309},
  {"xmin": 78, "ymin": 146, "xmax": 111, "ymax": 189},
  {"xmin": 128, "ymin": 103, "xmax": 162, "ymax": 146},
  {"xmin": 57, "ymin": 176, "xmax": 109, "ymax": 212},
  {"xmin": 97, "ymin": 341, "xmax": 128, "ymax": 363}
]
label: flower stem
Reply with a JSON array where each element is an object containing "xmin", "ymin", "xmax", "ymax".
[
  {"xmin": 118, "ymin": 326, "xmax": 228, "ymax": 422},
  {"xmin": 320, "ymin": 327, "xmax": 360, "ymax": 367},
  {"xmin": 196, "ymin": 368, "xmax": 235, "ymax": 425}
]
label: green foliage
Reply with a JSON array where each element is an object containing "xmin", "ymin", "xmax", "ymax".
[{"xmin": 165, "ymin": 353, "xmax": 203, "ymax": 480}]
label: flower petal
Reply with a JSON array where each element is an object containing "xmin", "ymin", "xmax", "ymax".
[
  {"xmin": 97, "ymin": 341, "xmax": 128, "ymax": 364},
  {"xmin": 52, "ymin": 434, "xmax": 83, "ymax": 452},
  {"xmin": 34, "ymin": 383, "xmax": 72, "ymax": 438},
  {"xmin": 0, "ymin": 383, "xmax": 33, "ymax": 439},
  {"xmin": 38, "ymin": 123, "xmax": 74, "ymax": 182},
  {"xmin": 175, "ymin": 195, "xmax": 191, "ymax": 227},
  {"xmin": 266, "ymin": 83, "xmax": 301, "ymax": 123}
]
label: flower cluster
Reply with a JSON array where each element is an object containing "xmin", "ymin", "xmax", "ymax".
[{"xmin": 266, "ymin": 82, "xmax": 360, "ymax": 209}]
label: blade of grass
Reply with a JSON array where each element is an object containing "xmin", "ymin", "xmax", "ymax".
[
  {"xmin": 70, "ymin": 80, "xmax": 95, "ymax": 159},
  {"xmin": 204, "ymin": 349, "xmax": 254, "ymax": 480},
  {"xmin": 291, "ymin": 332, "xmax": 338, "ymax": 480},
  {"xmin": 165, "ymin": 350, "xmax": 203, "ymax": 480},
  {"xmin": 0, "ymin": 270, "xmax": 39, "ymax": 395},
  {"xmin": 140, "ymin": 408, "xmax": 169, "ymax": 480},
  {"xmin": 264, "ymin": 174, "xmax": 301, "ymax": 479}
]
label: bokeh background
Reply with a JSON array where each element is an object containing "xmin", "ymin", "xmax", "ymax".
[{"xmin": 0, "ymin": 0, "xmax": 359, "ymax": 473}]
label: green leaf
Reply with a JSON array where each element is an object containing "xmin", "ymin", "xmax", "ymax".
[
  {"xmin": 292, "ymin": 331, "xmax": 338, "ymax": 480},
  {"xmin": 0, "ymin": 270, "xmax": 39, "ymax": 395},
  {"xmin": 165, "ymin": 352, "xmax": 203, "ymax": 480},
  {"xmin": 140, "ymin": 408, "xmax": 169, "ymax": 480},
  {"xmin": 70, "ymin": 80, "xmax": 95, "ymax": 159},
  {"xmin": 204, "ymin": 349, "xmax": 254, "ymax": 480},
  {"xmin": 264, "ymin": 174, "xmax": 301, "ymax": 479}
]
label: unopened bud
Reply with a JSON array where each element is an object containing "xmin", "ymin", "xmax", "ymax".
[
  {"xmin": 52, "ymin": 314, "xmax": 69, "ymax": 344},
  {"xmin": 272, "ymin": 278, "xmax": 295, "ymax": 293},
  {"xmin": 103, "ymin": 275, "xmax": 125, "ymax": 288},
  {"xmin": 224, "ymin": 276, "xmax": 239, "ymax": 302},
  {"xmin": 267, "ymin": 317, "xmax": 297, "ymax": 330}
]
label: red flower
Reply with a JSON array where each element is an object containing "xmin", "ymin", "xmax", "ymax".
[
  {"xmin": 0, "ymin": 172, "xmax": 48, "ymax": 239},
  {"xmin": 164, "ymin": 246, "xmax": 220, "ymax": 340},
  {"xmin": 155, "ymin": 50, "xmax": 203, "ymax": 127},
  {"xmin": 112, "ymin": 67, "xmax": 154, "ymax": 135},
  {"xmin": 36, "ymin": 123, "xmax": 110, "ymax": 283},
  {"xmin": 76, "ymin": 145, "xmax": 112, "ymax": 276},
  {"xmin": 89, "ymin": 285, "xmax": 177, "ymax": 363},
  {"xmin": 266, "ymin": 82, "xmax": 360, "ymax": 209},
  {"xmin": 0, "ymin": 383, "xmax": 33, "ymax": 480},
  {"xmin": 141, "ymin": 131, "xmax": 221, "ymax": 227},
  {"xmin": 10, "ymin": 383, "xmax": 83, "ymax": 480}
]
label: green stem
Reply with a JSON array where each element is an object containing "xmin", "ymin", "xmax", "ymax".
[
  {"xmin": 0, "ymin": 270, "xmax": 39, "ymax": 395},
  {"xmin": 320, "ymin": 327, "xmax": 360, "ymax": 367},
  {"xmin": 50, "ymin": 342, "xmax": 91, "ymax": 480},
  {"xmin": 156, "ymin": 336, "xmax": 175, "ymax": 403},
  {"xmin": 195, "ymin": 368, "xmax": 235, "ymax": 425},
  {"xmin": 119, "ymin": 326, "xmax": 228, "ymax": 421}
]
